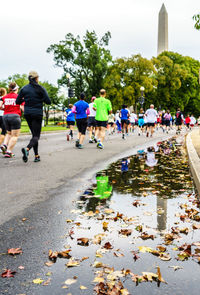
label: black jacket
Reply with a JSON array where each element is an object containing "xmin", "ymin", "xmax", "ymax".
[{"xmin": 16, "ymin": 83, "xmax": 51, "ymax": 116}]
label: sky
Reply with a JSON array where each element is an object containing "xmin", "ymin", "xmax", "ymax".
[{"xmin": 0, "ymin": 0, "xmax": 199, "ymax": 85}]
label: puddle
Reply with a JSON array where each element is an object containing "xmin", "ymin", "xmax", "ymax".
[{"xmin": 25, "ymin": 136, "xmax": 200, "ymax": 295}]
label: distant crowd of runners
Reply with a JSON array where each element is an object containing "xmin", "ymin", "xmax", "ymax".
[{"xmin": 0, "ymin": 71, "xmax": 200, "ymax": 161}]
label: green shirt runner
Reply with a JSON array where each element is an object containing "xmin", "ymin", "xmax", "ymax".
[{"xmin": 93, "ymin": 97, "xmax": 112, "ymax": 121}]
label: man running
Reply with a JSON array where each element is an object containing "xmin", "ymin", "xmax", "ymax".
[
  {"xmin": 65, "ymin": 104, "xmax": 75, "ymax": 140},
  {"xmin": 93, "ymin": 89, "xmax": 112, "ymax": 149},
  {"xmin": 72, "ymin": 93, "xmax": 90, "ymax": 149},
  {"xmin": 88, "ymin": 96, "xmax": 98, "ymax": 143},
  {"xmin": 145, "ymin": 104, "xmax": 158, "ymax": 137},
  {"xmin": 175, "ymin": 108, "xmax": 183, "ymax": 134},
  {"xmin": 120, "ymin": 105, "xmax": 130, "ymax": 139}
]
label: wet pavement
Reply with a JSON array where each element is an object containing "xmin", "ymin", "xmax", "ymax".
[{"xmin": 1, "ymin": 135, "xmax": 200, "ymax": 295}]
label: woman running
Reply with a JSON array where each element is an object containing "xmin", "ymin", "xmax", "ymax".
[
  {"xmin": 164, "ymin": 110, "xmax": 171, "ymax": 133},
  {"xmin": 0, "ymin": 88, "xmax": 7, "ymax": 146},
  {"xmin": 0, "ymin": 83, "xmax": 24, "ymax": 158},
  {"xmin": 65, "ymin": 104, "xmax": 75, "ymax": 140},
  {"xmin": 138, "ymin": 108, "xmax": 145, "ymax": 136},
  {"xmin": 16, "ymin": 71, "xmax": 51, "ymax": 163}
]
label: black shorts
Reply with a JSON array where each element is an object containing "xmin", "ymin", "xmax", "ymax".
[
  {"xmin": 67, "ymin": 120, "xmax": 75, "ymax": 126},
  {"xmin": 0, "ymin": 116, "xmax": 6, "ymax": 135},
  {"xmin": 76, "ymin": 118, "xmax": 88, "ymax": 135},
  {"xmin": 165, "ymin": 120, "xmax": 170, "ymax": 127},
  {"xmin": 3, "ymin": 114, "xmax": 21, "ymax": 131},
  {"xmin": 108, "ymin": 122, "xmax": 114, "ymax": 126},
  {"xmin": 96, "ymin": 120, "xmax": 107, "ymax": 128},
  {"xmin": 147, "ymin": 122, "xmax": 155, "ymax": 127},
  {"xmin": 121, "ymin": 119, "xmax": 129, "ymax": 127},
  {"xmin": 88, "ymin": 117, "xmax": 96, "ymax": 127},
  {"xmin": 176, "ymin": 121, "xmax": 182, "ymax": 126}
]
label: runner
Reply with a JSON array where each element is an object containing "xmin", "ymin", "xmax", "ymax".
[
  {"xmin": 65, "ymin": 104, "xmax": 75, "ymax": 140},
  {"xmin": 0, "ymin": 82, "xmax": 24, "ymax": 158},
  {"xmin": 93, "ymin": 89, "xmax": 112, "ymax": 149},
  {"xmin": 0, "ymin": 88, "xmax": 7, "ymax": 146},
  {"xmin": 88, "ymin": 96, "xmax": 98, "ymax": 143},
  {"xmin": 189, "ymin": 114, "xmax": 196, "ymax": 129},
  {"xmin": 185, "ymin": 114, "xmax": 191, "ymax": 130},
  {"xmin": 164, "ymin": 110, "xmax": 172, "ymax": 133},
  {"xmin": 16, "ymin": 71, "xmax": 51, "ymax": 162},
  {"xmin": 138, "ymin": 108, "xmax": 145, "ymax": 136},
  {"xmin": 115, "ymin": 110, "xmax": 121, "ymax": 133},
  {"xmin": 120, "ymin": 105, "xmax": 130, "ymax": 139},
  {"xmin": 175, "ymin": 108, "xmax": 183, "ymax": 134},
  {"xmin": 72, "ymin": 93, "xmax": 90, "ymax": 149},
  {"xmin": 130, "ymin": 111, "xmax": 137, "ymax": 133},
  {"xmin": 108, "ymin": 112, "xmax": 115, "ymax": 135},
  {"xmin": 145, "ymin": 104, "xmax": 158, "ymax": 137}
]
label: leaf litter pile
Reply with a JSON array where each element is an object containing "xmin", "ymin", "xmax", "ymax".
[{"xmin": 2, "ymin": 136, "xmax": 200, "ymax": 294}]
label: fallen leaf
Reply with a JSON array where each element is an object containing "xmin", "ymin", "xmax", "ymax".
[
  {"xmin": 157, "ymin": 267, "xmax": 166, "ymax": 283},
  {"xmin": 77, "ymin": 238, "xmax": 89, "ymax": 246},
  {"xmin": 80, "ymin": 285, "xmax": 88, "ymax": 289},
  {"xmin": 43, "ymin": 278, "xmax": 51, "ymax": 286},
  {"xmin": 119, "ymin": 229, "xmax": 132, "ymax": 236},
  {"xmin": 33, "ymin": 278, "xmax": 44, "ymax": 284},
  {"xmin": 66, "ymin": 259, "xmax": 80, "ymax": 267},
  {"xmin": 103, "ymin": 222, "xmax": 109, "ymax": 231},
  {"xmin": 8, "ymin": 248, "xmax": 22, "ymax": 255},
  {"xmin": 93, "ymin": 277, "xmax": 105, "ymax": 283},
  {"xmin": 168, "ymin": 265, "xmax": 183, "ymax": 271},
  {"xmin": 45, "ymin": 261, "xmax": 54, "ymax": 267},
  {"xmin": 103, "ymin": 242, "xmax": 113, "ymax": 250},
  {"xmin": 65, "ymin": 278, "xmax": 77, "ymax": 285},
  {"xmin": 1, "ymin": 269, "xmax": 16, "ymax": 278},
  {"xmin": 93, "ymin": 261, "xmax": 103, "ymax": 268},
  {"xmin": 18, "ymin": 266, "xmax": 25, "ymax": 270},
  {"xmin": 156, "ymin": 246, "xmax": 166, "ymax": 252},
  {"xmin": 138, "ymin": 246, "xmax": 152, "ymax": 253},
  {"xmin": 48, "ymin": 250, "xmax": 58, "ymax": 261}
]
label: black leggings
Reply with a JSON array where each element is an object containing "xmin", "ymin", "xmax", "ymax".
[{"xmin": 25, "ymin": 114, "xmax": 43, "ymax": 156}]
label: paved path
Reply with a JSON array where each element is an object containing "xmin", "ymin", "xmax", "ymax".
[
  {"xmin": 190, "ymin": 127, "xmax": 200, "ymax": 157},
  {"xmin": 0, "ymin": 130, "xmax": 174, "ymax": 225}
]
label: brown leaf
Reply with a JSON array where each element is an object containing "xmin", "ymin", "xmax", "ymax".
[
  {"xmin": 139, "ymin": 232, "xmax": 154, "ymax": 240},
  {"xmin": 103, "ymin": 222, "xmax": 109, "ymax": 231},
  {"xmin": 103, "ymin": 242, "xmax": 113, "ymax": 250},
  {"xmin": 1, "ymin": 269, "xmax": 16, "ymax": 278},
  {"xmin": 48, "ymin": 249, "xmax": 58, "ymax": 261},
  {"xmin": 119, "ymin": 229, "xmax": 132, "ymax": 236},
  {"xmin": 156, "ymin": 246, "xmax": 166, "ymax": 252},
  {"xmin": 157, "ymin": 267, "xmax": 166, "ymax": 283},
  {"xmin": 8, "ymin": 248, "xmax": 22, "ymax": 255},
  {"xmin": 58, "ymin": 250, "xmax": 71, "ymax": 258},
  {"xmin": 77, "ymin": 238, "xmax": 89, "ymax": 246}
]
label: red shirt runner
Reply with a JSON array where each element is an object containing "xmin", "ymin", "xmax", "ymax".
[{"xmin": 2, "ymin": 93, "xmax": 24, "ymax": 116}]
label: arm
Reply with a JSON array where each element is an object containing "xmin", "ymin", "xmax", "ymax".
[
  {"xmin": 93, "ymin": 102, "xmax": 96, "ymax": 111},
  {"xmin": 16, "ymin": 89, "xmax": 24, "ymax": 105},
  {"xmin": 43, "ymin": 88, "xmax": 51, "ymax": 105},
  {"xmin": 86, "ymin": 108, "xmax": 90, "ymax": 117},
  {"xmin": 0, "ymin": 100, "xmax": 3, "ymax": 109},
  {"xmin": 72, "ymin": 106, "xmax": 76, "ymax": 114}
]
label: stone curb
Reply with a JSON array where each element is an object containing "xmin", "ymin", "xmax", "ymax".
[{"xmin": 186, "ymin": 132, "xmax": 200, "ymax": 195}]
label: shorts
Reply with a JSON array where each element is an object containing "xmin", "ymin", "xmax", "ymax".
[
  {"xmin": 108, "ymin": 122, "xmax": 114, "ymax": 126},
  {"xmin": 121, "ymin": 119, "xmax": 129, "ymax": 127},
  {"xmin": 67, "ymin": 120, "xmax": 75, "ymax": 126},
  {"xmin": 0, "ymin": 116, "xmax": 6, "ymax": 135},
  {"xmin": 147, "ymin": 122, "xmax": 155, "ymax": 127},
  {"xmin": 175, "ymin": 121, "xmax": 182, "ymax": 126},
  {"xmin": 96, "ymin": 120, "xmax": 108, "ymax": 128},
  {"xmin": 87, "ymin": 117, "xmax": 96, "ymax": 127},
  {"xmin": 130, "ymin": 122, "xmax": 135, "ymax": 126},
  {"xmin": 138, "ymin": 118, "xmax": 144, "ymax": 127},
  {"xmin": 3, "ymin": 114, "xmax": 21, "ymax": 131},
  {"xmin": 76, "ymin": 118, "xmax": 88, "ymax": 135},
  {"xmin": 165, "ymin": 120, "xmax": 170, "ymax": 127}
]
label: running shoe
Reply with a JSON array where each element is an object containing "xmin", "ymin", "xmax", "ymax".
[
  {"xmin": 93, "ymin": 137, "xmax": 97, "ymax": 143},
  {"xmin": 146, "ymin": 132, "xmax": 149, "ymax": 137},
  {"xmin": 97, "ymin": 142, "xmax": 104, "ymax": 149},
  {"xmin": 89, "ymin": 139, "xmax": 93, "ymax": 143},
  {"xmin": 75, "ymin": 139, "xmax": 79, "ymax": 148},
  {"xmin": 67, "ymin": 134, "xmax": 70, "ymax": 141},
  {"xmin": 34, "ymin": 156, "xmax": 40, "ymax": 162},
  {"xmin": 4, "ymin": 152, "xmax": 15, "ymax": 158},
  {"xmin": 21, "ymin": 147, "xmax": 29, "ymax": 163},
  {"xmin": 78, "ymin": 144, "xmax": 83, "ymax": 149},
  {"xmin": 0, "ymin": 144, "xmax": 7, "ymax": 155}
]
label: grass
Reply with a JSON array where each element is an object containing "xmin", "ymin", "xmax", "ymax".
[{"xmin": 20, "ymin": 120, "xmax": 69, "ymax": 133}]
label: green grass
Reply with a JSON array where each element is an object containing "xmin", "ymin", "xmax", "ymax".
[{"xmin": 20, "ymin": 120, "xmax": 69, "ymax": 133}]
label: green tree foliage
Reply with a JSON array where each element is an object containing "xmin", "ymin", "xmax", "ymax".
[
  {"xmin": 0, "ymin": 74, "xmax": 28, "ymax": 91},
  {"xmin": 103, "ymin": 54, "xmax": 157, "ymax": 111},
  {"xmin": 47, "ymin": 30, "xmax": 112, "ymax": 99},
  {"xmin": 193, "ymin": 14, "xmax": 200, "ymax": 30},
  {"xmin": 153, "ymin": 51, "xmax": 200, "ymax": 115}
]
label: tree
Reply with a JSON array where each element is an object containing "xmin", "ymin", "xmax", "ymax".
[
  {"xmin": 47, "ymin": 30, "xmax": 112, "ymax": 99},
  {"xmin": 0, "ymin": 74, "xmax": 29, "ymax": 91},
  {"xmin": 40, "ymin": 81, "xmax": 59, "ymax": 125},
  {"xmin": 193, "ymin": 14, "xmax": 200, "ymax": 30},
  {"xmin": 103, "ymin": 54, "xmax": 157, "ymax": 111}
]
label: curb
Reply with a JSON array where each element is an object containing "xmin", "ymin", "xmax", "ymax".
[{"xmin": 186, "ymin": 132, "xmax": 200, "ymax": 195}]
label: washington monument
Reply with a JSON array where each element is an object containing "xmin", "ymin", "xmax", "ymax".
[{"xmin": 157, "ymin": 3, "xmax": 168, "ymax": 55}]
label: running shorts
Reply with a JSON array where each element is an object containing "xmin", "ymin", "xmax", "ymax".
[
  {"xmin": 147, "ymin": 122, "xmax": 155, "ymax": 127},
  {"xmin": 138, "ymin": 118, "xmax": 144, "ymax": 127},
  {"xmin": 67, "ymin": 120, "xmax": 75, "ymax": 126},
  {"xmin": 108, "ymin": 122, "xmax": 114, "ymax": 126},
  {"xmin": 0, "ymin": 116, "xmax": 6, "ymax": 135},
  {"xmin": 3, "ymin": 114, "xmax": 21, "ymax": 131},
  {"xmin": 96, "ymin": 120, "xmax": 107, "ymax": 128},
  {"xmin": 175, "ymin": 121, "xmax": 182, "ymax": 126},
  {"xmin": 87, "ymin": 116, "xmax": 96, "ymax": 127},
  {"xmin": 76, "ymin": 118, "xmax": 88, "ymax": 135},
  {"xmin": 165, "ymin": 120, "xmax": 170, "ymax": 127},
  {"xmin": 121, "ymin": 119, "xmax": 129, "ymax": 127}
]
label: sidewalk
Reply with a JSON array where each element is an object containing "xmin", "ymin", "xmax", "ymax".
[{"xmin": 186, "ymin": 128, "xmax": 200, "ymax": 195}]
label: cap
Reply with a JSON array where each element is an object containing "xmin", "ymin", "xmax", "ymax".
[
  {"xmin": 91, "ymin": 96, "xmax": 96, "ymax": 101},
  {"xmin": 80, "ymin": 93, "xmax": 85, "ymax": 99},
  {"xmin": 29, "ymin": 71, "xmax": 39, "ymax": 78}
]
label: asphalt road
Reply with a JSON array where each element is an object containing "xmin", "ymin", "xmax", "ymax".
[{"xmin": 0, "ymin": 129, "xmax": 176, "ymax": 295}]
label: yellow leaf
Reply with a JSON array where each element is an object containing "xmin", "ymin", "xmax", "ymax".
[
  {"xmin": 66, "ymin": 259, "xmax": 80, "ymax": 267},
  {"xmin": 93, "ymin": 261, "xmax": 103, "ymax": 268},
  {"xmin": 80, "ymin": 285, "xmax": 88, "ymax": 289},
  {"xmin": 33, "ymin": 278, "xmax": 44, "ymax": 284},
  {"xmin": 65, "ymin": 278, "xmax": 77, "ymax": 285},
  {"xmin": 138, "ymin": 246, "xmax": 152, "ymax": 253},
  {"xmin": 93, "ymin": 277, "xmax": 104, "ymax": 283},
  {"xmin": 103, "ymin": 222, "xmax": 108, "ymax": 231}
]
